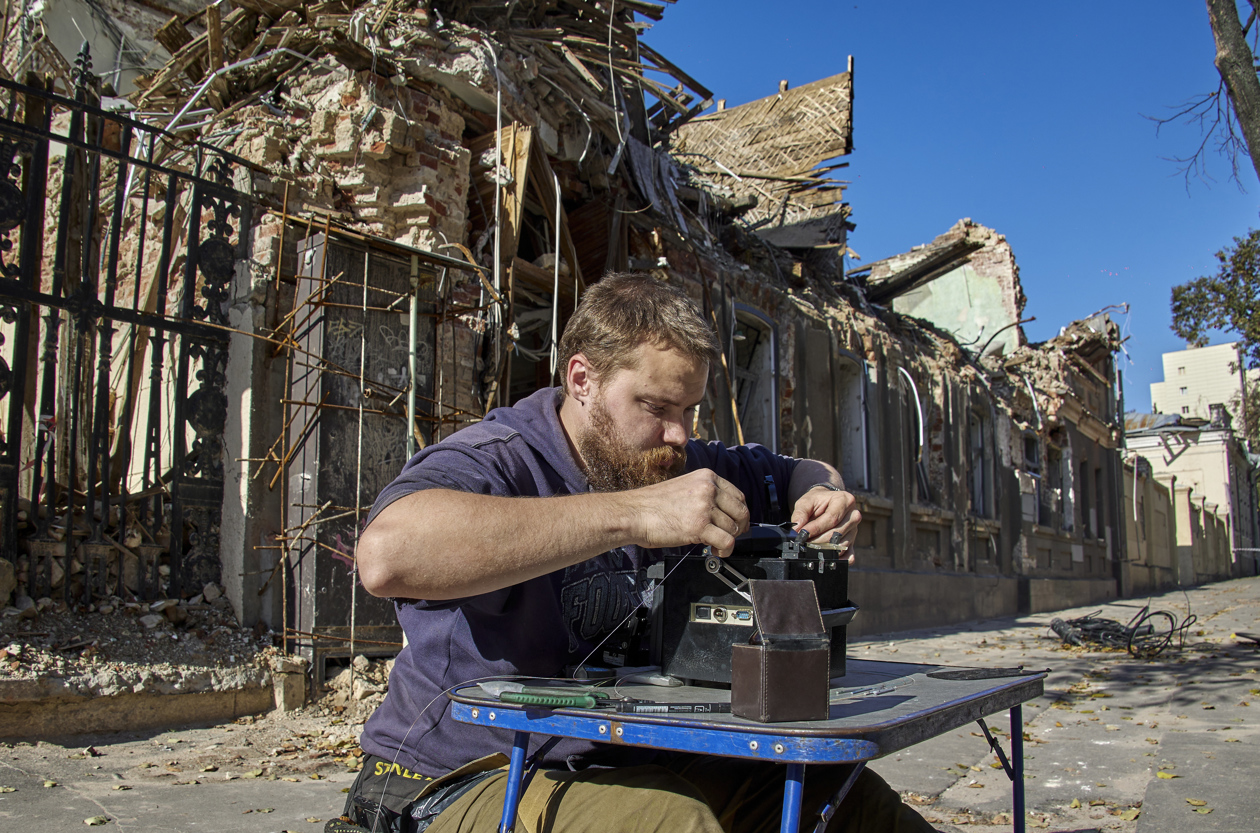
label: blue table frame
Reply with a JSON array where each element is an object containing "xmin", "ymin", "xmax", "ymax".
[{"xmin": 449, "ymin": 659, "xmax": 1044, "ymax": 833}]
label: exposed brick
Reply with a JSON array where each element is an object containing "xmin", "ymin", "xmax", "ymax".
[{"xmin": 363, "ymin": 140, "xmax": 391, "ymax": 160}]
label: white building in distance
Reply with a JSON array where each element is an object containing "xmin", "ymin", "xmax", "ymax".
[{"xmin": 1150, "ymin": 342, "xmax": 1255, "ymax": 427}]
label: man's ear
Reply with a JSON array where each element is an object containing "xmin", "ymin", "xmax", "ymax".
[{"xmin": 566, "ymin": 353, "xmax": 596, "ymax": 405}]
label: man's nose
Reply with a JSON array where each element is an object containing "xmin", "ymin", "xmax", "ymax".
[{"xmin": 663, "ymin": 419, "xmax": 688, "ymax": 447}]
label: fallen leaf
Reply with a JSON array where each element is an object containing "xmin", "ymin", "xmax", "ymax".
[
  {"xmin": 282, "ymin": 777, "xmax": 299, "ymax": 782},
  {"xmin": 201, "ymin": 765, "xmax": 218, "ymax": 772},
  {"xmin": 305, "ymin": 819, "xmax": 322, "ymax": 824},
  {"xmin": 43, "ymin": 781, "xmax": 56, "ymax": 788},
  {"xmin": 1226, "ymin": 737, "xmax": 1241, "ymax": 742},
  {"xmin": 1070, "ymin": 799, "xmax": 1081, "ymax": 809},
  {"xmin": 308, "ymin": 773, "xmax": 324, "ymax": 780},
  {"xmin": 967, "ymin": 782, "xmax": 984, "ymax": 788},
  {"xmin": 84, "ymin": 817, "xmax": 109, "ymax": 826},
  {"xmin": 257, "ymin": 808, "xmax": 274, "ymax": 814},
  {"xmin": 0, "ymin": 787, "xmax": 15, "ymax": 793},
  {"xmin": 1089, "ymin": 799, "xmax": 1106, "ymax": 806},
  {"xmin": 1120, "ymin": 808, "xmax": 1140, "ymax": 820},
  {"xmin": 111, "ymin": 785, "xmax": 131, "ymax": 791},
  {"xmin": 242, "ymin": 769, "xmax": 263, "ymax": 779},
  {"xmin": 1157, "ymin": 771, "xmax": 1179, "ymax": 779},
  {"xmin": 1054, "ymin": 721, "xmax": 1063, "ymax": 728},
  {"xmin": 1145, "ymin": 738, "xmax": 1159, "ymax": 744},
  {"xmin": 1186, "ymin": 799, "xmax": 1207, "ymax": 806},
  {"xmin": 1195, "ymin": 807, "xmax": 1214, "ymax": 814}
]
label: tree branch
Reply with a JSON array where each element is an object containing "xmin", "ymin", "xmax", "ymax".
[{"xmin": 1206, "ymin": 0, "xmax": 1260, "ymax": 182}]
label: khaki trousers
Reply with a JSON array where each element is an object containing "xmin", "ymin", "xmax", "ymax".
[{"xmin": 426, "ymin": 755, "xmax": 935, "ymax": 833}]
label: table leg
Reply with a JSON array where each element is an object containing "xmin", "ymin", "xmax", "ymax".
[
  {"xmin": 1011, "ymin": 705, "xmax": 1025, "ymax": 833},
  {"xmin": 811, "ymin": 761, "xmax": 865, "ymax": 833},
  {"xmin": 498, "ymin": 730, "xmax": 531, "ymax": 833},
  {"xmin": 782, "ymin": 763, "xmax": 805, "ymax": 833}
]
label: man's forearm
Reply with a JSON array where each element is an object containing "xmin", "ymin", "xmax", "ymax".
[
  {"xmin": 356, "ymin": 469, "xmax": 752, "ymax": 600},
  {"xmin": 788, "ymin": 459, "xmax": 844, "ymax": 505},
  {"xmin": 356, "ymin": 489, "xmax": 639, "ymax": 600}
]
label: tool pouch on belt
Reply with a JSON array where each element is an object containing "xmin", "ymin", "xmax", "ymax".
[{"xmin": 344, "ymin": 753, "xmax": 508, "ymax": 833}]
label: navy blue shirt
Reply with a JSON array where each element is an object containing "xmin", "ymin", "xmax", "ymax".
[{"xmin": 359, "ymin": 387, "xmax": 798, "ymax": 775}]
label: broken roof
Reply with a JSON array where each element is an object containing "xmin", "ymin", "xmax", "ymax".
[{"xmin": 670, "ymin": 66, "xmax": 853, "ymax": 248}]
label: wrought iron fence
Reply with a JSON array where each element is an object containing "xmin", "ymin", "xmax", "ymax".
[{"xmin": 0, "ymin": 46, "xmax": 254, "ymax": 606}]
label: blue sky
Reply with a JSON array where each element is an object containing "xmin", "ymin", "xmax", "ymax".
[{"xmin": 643, "ymin": 1, "xmax": 1259, "ymax": 412}]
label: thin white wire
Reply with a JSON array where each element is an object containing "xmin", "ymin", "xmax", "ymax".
[{"xmin": 570, "ymin": 545, "xmax": 705, "ymax": 677}]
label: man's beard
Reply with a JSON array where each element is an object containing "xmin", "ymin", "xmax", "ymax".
[{"xmin": 577, "ymin": 397, "xmax": 687, "ymax": 492}]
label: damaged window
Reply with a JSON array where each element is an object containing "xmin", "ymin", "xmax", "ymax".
[
  {"xmin": 1094, "ymin": 466, "xmax": 1105, "ymax": 542},
  {"xmin": 1043, "ymin": 441, "xmax": 1063, "ymax": 526},
  {"xmin": 1024, "ymin": 433, "xmax": 1043, "ymax": 525},
  {"xmin": 835, "ymin": 353, "xmax": 868, "ymax": 491},
  {"xmin": 731, "ymin": 305, "xmax": 778, "ymax": 451},
  {"xmin": 968, "ymin": 408, "xmax": 991, "ymax": 517},
  {"xmin": 1058, "ymin": 451, "xmax": 1078, "ymax": 529},
  {"xmin": 1080, "ymin": 460, "xmax": 1092, "ymax": 537},
  {"xmin": 898, "ymin": 368, "xmax": 929, "ymax": 503}
]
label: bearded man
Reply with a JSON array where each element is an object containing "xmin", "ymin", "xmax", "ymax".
[{"xmin": 341, "ymin": 273, "xmax": 934, "ymax": 833}]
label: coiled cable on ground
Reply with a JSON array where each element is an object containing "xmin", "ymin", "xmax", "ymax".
[{"xmin": 1049, "ymin": 602, "xmax": 1189, "ymax": 659}]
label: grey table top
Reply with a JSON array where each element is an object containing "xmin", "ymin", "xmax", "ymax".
[{"xmin": 449, "ymin": 658, "xmax": 1045, "ymax": 761}]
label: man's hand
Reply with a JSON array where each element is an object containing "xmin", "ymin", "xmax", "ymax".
[
  {"xmin": 790, "ymin": 485, "xmax": 862, "ymax": 564},
  {"xmin": 627, "ymin": 469, "xmax": 751, "ymax": 558}
]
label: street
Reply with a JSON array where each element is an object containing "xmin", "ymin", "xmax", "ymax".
[{"xmin": 1, "ymin": 576, "xmax": 1256, "ymax": 832}]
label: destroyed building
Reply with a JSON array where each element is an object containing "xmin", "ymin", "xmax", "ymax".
[{"xmin": 0, "ymin": 0, "xmax": 1234, "ymax": 679}]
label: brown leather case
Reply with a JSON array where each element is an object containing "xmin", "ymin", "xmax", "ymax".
[{"xmin": 730, "ymin": 580, "xmax": 830, "ymax": 723}]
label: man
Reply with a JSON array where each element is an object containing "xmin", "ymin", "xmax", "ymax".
[{"xmin": 337, "ymin": 273, "xmax": 934, "ymax": 833}]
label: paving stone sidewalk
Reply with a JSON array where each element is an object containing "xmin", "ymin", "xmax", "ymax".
[{"xmin": 869, "ymin": 576, "xmax": 1260, "ymax": 833}]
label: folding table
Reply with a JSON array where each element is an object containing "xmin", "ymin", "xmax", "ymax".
[{"xmin": 448, "ymin": 658, "xmax": 1045, "ymax": 833}]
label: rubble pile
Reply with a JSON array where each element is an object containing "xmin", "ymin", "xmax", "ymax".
[
  {"xmin": 318, "ymin": 654, "xmax": 393, "ymax": 717},
  {"xmin": 996, "ymin": 313, "xmax": 1124, "ymax": 443},
  {"xmin": 0, "ymin": 582, "xmax": 274, "ymax": 698},
  {"xmin": 104, "ymin": 0, "xmax": 713, "ymax": 252}
]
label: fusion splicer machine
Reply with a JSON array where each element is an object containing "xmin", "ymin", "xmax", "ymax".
[{"xmin": 648, "ymin": 476, "xmax": 859, "ymax": 706}]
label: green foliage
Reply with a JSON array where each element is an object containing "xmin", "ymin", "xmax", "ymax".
[
  {"xmin": 1232, "ymin": 378, "xmax": 1260, "ymax": 446},
  {"xmin": 1171, "ymin": 228, "xmax": 1260, "ymax": 370}
]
